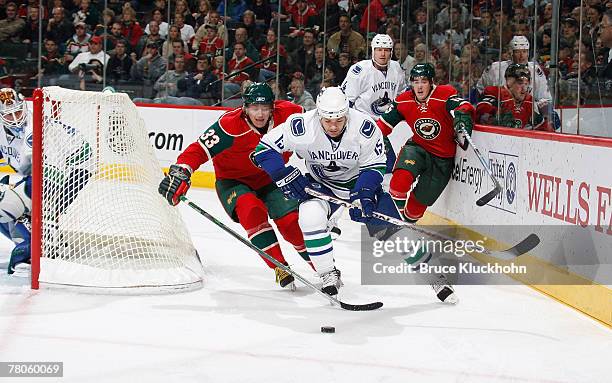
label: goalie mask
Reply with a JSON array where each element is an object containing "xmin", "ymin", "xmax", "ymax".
[{"xmin": 0, "ymin": 88, "xmax": 27, "ymax": 137}]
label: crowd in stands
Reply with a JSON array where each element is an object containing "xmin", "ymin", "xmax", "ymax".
[{"xmin": 0, "ymin": 0, "xmax": 610, "ymax": 109}]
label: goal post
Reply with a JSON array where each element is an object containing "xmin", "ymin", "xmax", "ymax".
[{"xmin": 30, "ymin": 87, "xmax": 203, "ymax": 293}]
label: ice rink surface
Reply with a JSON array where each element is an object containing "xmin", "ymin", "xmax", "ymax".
[{"xmin": 0, "ymin": 188, "xmax": 610, "ymax": 383}]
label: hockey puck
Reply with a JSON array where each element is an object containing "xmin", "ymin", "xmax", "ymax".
[{"xmin": 321, "ymin": 326, "xmax": 335, "ymax": 333}]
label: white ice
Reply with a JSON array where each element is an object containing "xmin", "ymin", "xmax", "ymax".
[{"xmin": 0, "ymin": 187, "xmax": 610, "ymax": 383}]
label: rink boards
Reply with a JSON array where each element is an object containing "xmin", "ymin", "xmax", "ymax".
[{"xmin": 10, "ymin": 101, "xmax": 611, "ymax": 326}]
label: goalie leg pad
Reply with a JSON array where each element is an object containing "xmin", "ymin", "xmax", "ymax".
[
  {"xmin": 299, "ymin": 199, "xmax": 335, "ymax": 274},
  {"xmin": 235, "ymin": 193, "xmax": 287, "ymax": 269}
]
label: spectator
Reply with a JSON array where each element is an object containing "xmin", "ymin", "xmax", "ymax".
[
  {"xmin": 599, "ymin": 9, "xmax": 612, "ymax": 79},
  {"xmin": 47, "ymin": 6, "xmax": 74, "ymax": 45},
  {"xmin": 168, "ymin": 39, "xmax": 195, "ymax": 71},
  {"xmin": 217, "ymin": 0, "xmax": 247, "ymax": 25},
  {"xmin": 241, "ymin": 10, "xmax": 262, "ymax": 45},
  {"xmin": 163, "ymin": 25, "xmax": 187, "ymax": 59},
  {"xmin": 435, "ymin": 3, "xmax": 469, "ymax": 31},
  {"xmin": 196, "ymin": 24, "xmax": 224, "ymax": 56},
  {"xmin": 93, "ymin": 8, "xmax": 116, "ymax": 38},
  {"xmin": 174, "ymin": 13, "xmax": 195, "ymax": 46},
  {"xmin": 328, "ymin": 14, "xmax": 367, "ymax": 62},
  {"xmin": 289, "ymin": 0, "xmax": 317, "ymax": 36},
  {"xmin": 136, "ymin": 20, "xmax": 165, "ymax": 57},
  {"xmin": 21, "ymin": 5, "xmax": 46, "ymax": 44},
  {"xmin": 193, "ymin": 0, "xmax": 212, "ymax": 31},
  {"xmin": 225, "ymin": 42, "xmax": 256, "ymax": 97},
  {"xmin": 251, "ymin": 0, "xmax": 272, "ymax": 27},
  {"xmin": 145, "ymin": 8, "xmax": 169, "ymax": 39},
  {"xmin": 58, "ymin": 35, "xmax": 109, "ymax": 89},
  {"xmin": 360, "ymin": 0, "xmax": 387, "ymax": 34},
  {"xmin": 305, "ymin": 0, "xmax": 341, "ymax": 33},
  {"xmin": 152, "ymin": 54, "xmax": 189, "ymax": 100},
  {"xmin": 323, "ymin": 66, "xmax": 338, "ymax": 87},
  {"xmin": 411, "ymin": 7, "xmax": 428, "ymax": 39},
  {"xmin": 106, "ymin": 40, "xmax": 132, "ymax": 83},
  {"xmin": 211, "ymin": 55, "xmax": 226, "ymax": 81},
  {"xmin": 130, "ymin": 41, "xmax": 167, "ymax": 83},
  {"xmin": 561, "ymin": 17, "xmax": 579, "ymax": 48},
  {"xmin": 0, "ymin": 2, "xmax": 25, "ymax": 42},
  {"xmin": 193, "ymin": 10, "xmax": 227, "ymax": 51},
  {"xmin": 336, "ymin": 52, "xmax": 351, "ymax": 84},
  {"xmin": 178, "ymin": 54, "xmax": 219, "ymax": 102},
  {"xmin": 290, "ymin": 28, "xmax": 316, "ymax": 73},
  {"xmin": 121, "ymin": 8, "xmax": 144, "ymax": 49},
  {"xmin": 64, "ymin": 21, "xmax": 91, "ymax": 67},
  {"xmin": 226, "ymin": 26, "xmax": 260, "ymax": 62},
  {"xmin": 287, "ymin": 77, "xmax": 315, "ymax": 110},
  {"xmin": 37, "ymin": 38, "xmax": 68, "ymax": 85},
  {"xmin": 259, "ymin": 28, "xmax": 288, "ymax": 82},
  {"xmin": 107, "ymin": 21, "xmax": 130, "ymax": 53},
  {"xmin": 175, "ymin": 0, "xmax": 195, "ymax": 27},
  {"xmin": 305, "ymin": 43, "xmax": 324, "ymax": 95},
  {"xmin": 394, "ymin": 41, "xmax": 413, "ymax": 80},
  {"xmin": 72, "ymin": 0, "xmax": 100, "ymax": 31}
]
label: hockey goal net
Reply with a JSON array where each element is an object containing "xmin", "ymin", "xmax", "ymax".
[{"xmin": 31, "ymin": 87, "xmax": 203, "ymax": 292}]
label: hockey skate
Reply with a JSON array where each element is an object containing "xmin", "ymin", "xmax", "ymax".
[
  {"xmin": 430, "ymin": 274, "xmax": 458, "ymax": 304},
  {"xmin": 275, "ymin": 266, "xmax": 296, "ymax": 291},
  {"xmin": 320, "ymin": 268, "xmax": 343, "ymax": 296}
]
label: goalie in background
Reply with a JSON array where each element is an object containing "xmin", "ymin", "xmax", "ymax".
[
  {"xmin": 0, "ymin": 88, "xmax": 33, "ymax": 277},
  {"xmin": 158, "ymin": 82, "xmax": 313, "ymax": 289},
  {"xmin": 476, "ymin": 63, "xmax": 552, "ymax": 131}
]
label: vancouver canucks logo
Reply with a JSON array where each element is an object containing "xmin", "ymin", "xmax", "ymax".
[
  {"xmin": 370, "ymin": 91, "xmax": 392, "ymax": 116},
  {"xmin": 414, "ymin": 118, "xmax": 441, "ymax": 140},
  {"xmin": 506, "ymin": 162, "xmax": 516, "ymax": 204}
]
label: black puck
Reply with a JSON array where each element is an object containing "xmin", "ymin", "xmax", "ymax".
[{"xmin": 321, "ymin": 326, "xmax": 335, "ymax": 333}]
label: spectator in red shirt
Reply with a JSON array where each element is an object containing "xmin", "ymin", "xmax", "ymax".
[
  {"xmin": 197, "ymin": 24, "xmax": 224, "ymax": 56},
  {"xmin": 360, "ymin": 0, "xmax": 387, "ymax": 34},
  {"xmin": 258, "ymin": 28, "xmax": 287, "ymax": 81},
  {"xmin": 290, "ymin": 0, "xmax": 317, "ymax": 34},
  {"xmin": 225, "ymin": 42, "xmax": 255, "ymax": 96},
  {"xmin": 121, "ymin": 8, "xmax": 143, "ymax": 49}
]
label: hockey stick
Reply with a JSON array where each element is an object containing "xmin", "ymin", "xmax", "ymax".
[
  {"xmin": 179, "ymin": 196, "xmax": 383, "ymax": 311},
  {"xmin": 458, "ymin": 130, "xmax": 503, "ymax": 206},
  {"xmin": 304, "ymin": 187, "xmax": 540, "ymax": 260}
]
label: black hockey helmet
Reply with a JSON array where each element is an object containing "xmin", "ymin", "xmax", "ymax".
[{"xmin": 505, "ymin": 63, "xmax": 530, "ymax": 81}]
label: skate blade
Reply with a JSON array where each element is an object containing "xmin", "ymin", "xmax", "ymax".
[
  {"xmin": 10, "ymin": 264, "xmax": 31, "ymax": 278},
  {"xmin": 441, "ymin": 292, "xmax": 458, "ymax": 304}
]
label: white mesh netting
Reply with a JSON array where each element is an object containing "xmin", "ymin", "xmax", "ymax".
[{"xmin": 37, "ymin": 87, "xmax": 203, "ymax": 292}]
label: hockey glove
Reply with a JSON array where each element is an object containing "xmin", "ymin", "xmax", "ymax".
[
  {"xmin": 383, "ymin": 136, "xmax": 396, "ymax": 173},
  {"xmin": 272, "ymin": 166, "xmax": 309, "ymax": 201},
  {"xmin": 453, "ymin": 110, "xmax": 473, "ymax": 151},
  {"xmin": 159, "ymin": 164, "xmax": 192, "ymax": 206},
  {"xmin": 349, "ymin": 187, "xmax": 377, "ymax": 223}
]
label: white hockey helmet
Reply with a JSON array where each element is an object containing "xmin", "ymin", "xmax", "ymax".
[
  {"xmin": 316, "ymin": 87, "xmax": 349, "ymax": 120},
  {"xmin": 0, "ymin": 88, "xmax": 27, "ymax": 136},
  {"xmin": 510, "ymin": 35, "xmax": 530, "ymax": 51},
  {"xmin": 371, "ymin": 34, "xmax": 394, "ymax": 54}
]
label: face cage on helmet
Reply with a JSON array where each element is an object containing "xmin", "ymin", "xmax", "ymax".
[{"xmin": 0, "ymin": 102, "xmax": 27, "ymax": 131}]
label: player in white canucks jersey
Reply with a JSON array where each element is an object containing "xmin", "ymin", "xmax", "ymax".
[
  {"xmin": 254, "ymin": 87, "xmax": 402, "ymax": 297},
  {"xmin": 341, "ymin": 34, "xmax": 407, "ymax": 118},
  {"xmin": 0, "ymin": 88, "xmax": 33, "ymax": 276}
]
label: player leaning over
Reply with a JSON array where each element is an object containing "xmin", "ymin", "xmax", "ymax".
[
  {"xmin": 0, "ymin": 88, "xmax": 33, "ymax": 276},
  {"xmin": 158, "ymin": 83, "xmax": 312, "ymax": 289},
  {"xmin": 254, "ymin": 87, "xmax": 401, "ymax": 297},
  {"xmin": 476, "ymin": 63, "xmax": 550, "ymax": 130},
  {"xmin": 378, "ymin": 63, "xmax": 475, "ymax": 224}
]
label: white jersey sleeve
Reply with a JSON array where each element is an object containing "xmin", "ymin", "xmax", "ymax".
[
  {"xmin": 341, "ymin": 63, "xmax": 364, "ymax": 109},
  {"xmin": 0, "ymin": 111, "xmax": 33, "ymax": 176}
]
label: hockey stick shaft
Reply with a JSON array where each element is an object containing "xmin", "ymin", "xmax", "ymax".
[
  {"xmin": 304, "ymin": 188, "xmax": 540, "ymax": 259},
  {"xmin": 461, "ymin": 131, "xmax": 502, "ymax": 190},
  {"xmin": 180, "ymin": 196, "xmax": 382, "ymax": 311}
]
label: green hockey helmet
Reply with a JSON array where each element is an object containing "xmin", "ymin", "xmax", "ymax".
[
  {"xmin": 409, "ymin": 63, "xmax": 435, "ymax": 82},
  {"xmin": 243, "ymin": 82, "xmax": 274, "ymax": 106}
]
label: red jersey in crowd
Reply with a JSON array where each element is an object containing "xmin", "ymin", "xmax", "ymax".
[{"xmin": 476, "ymin": 86, "xmax": 547, "ymax": 130}]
